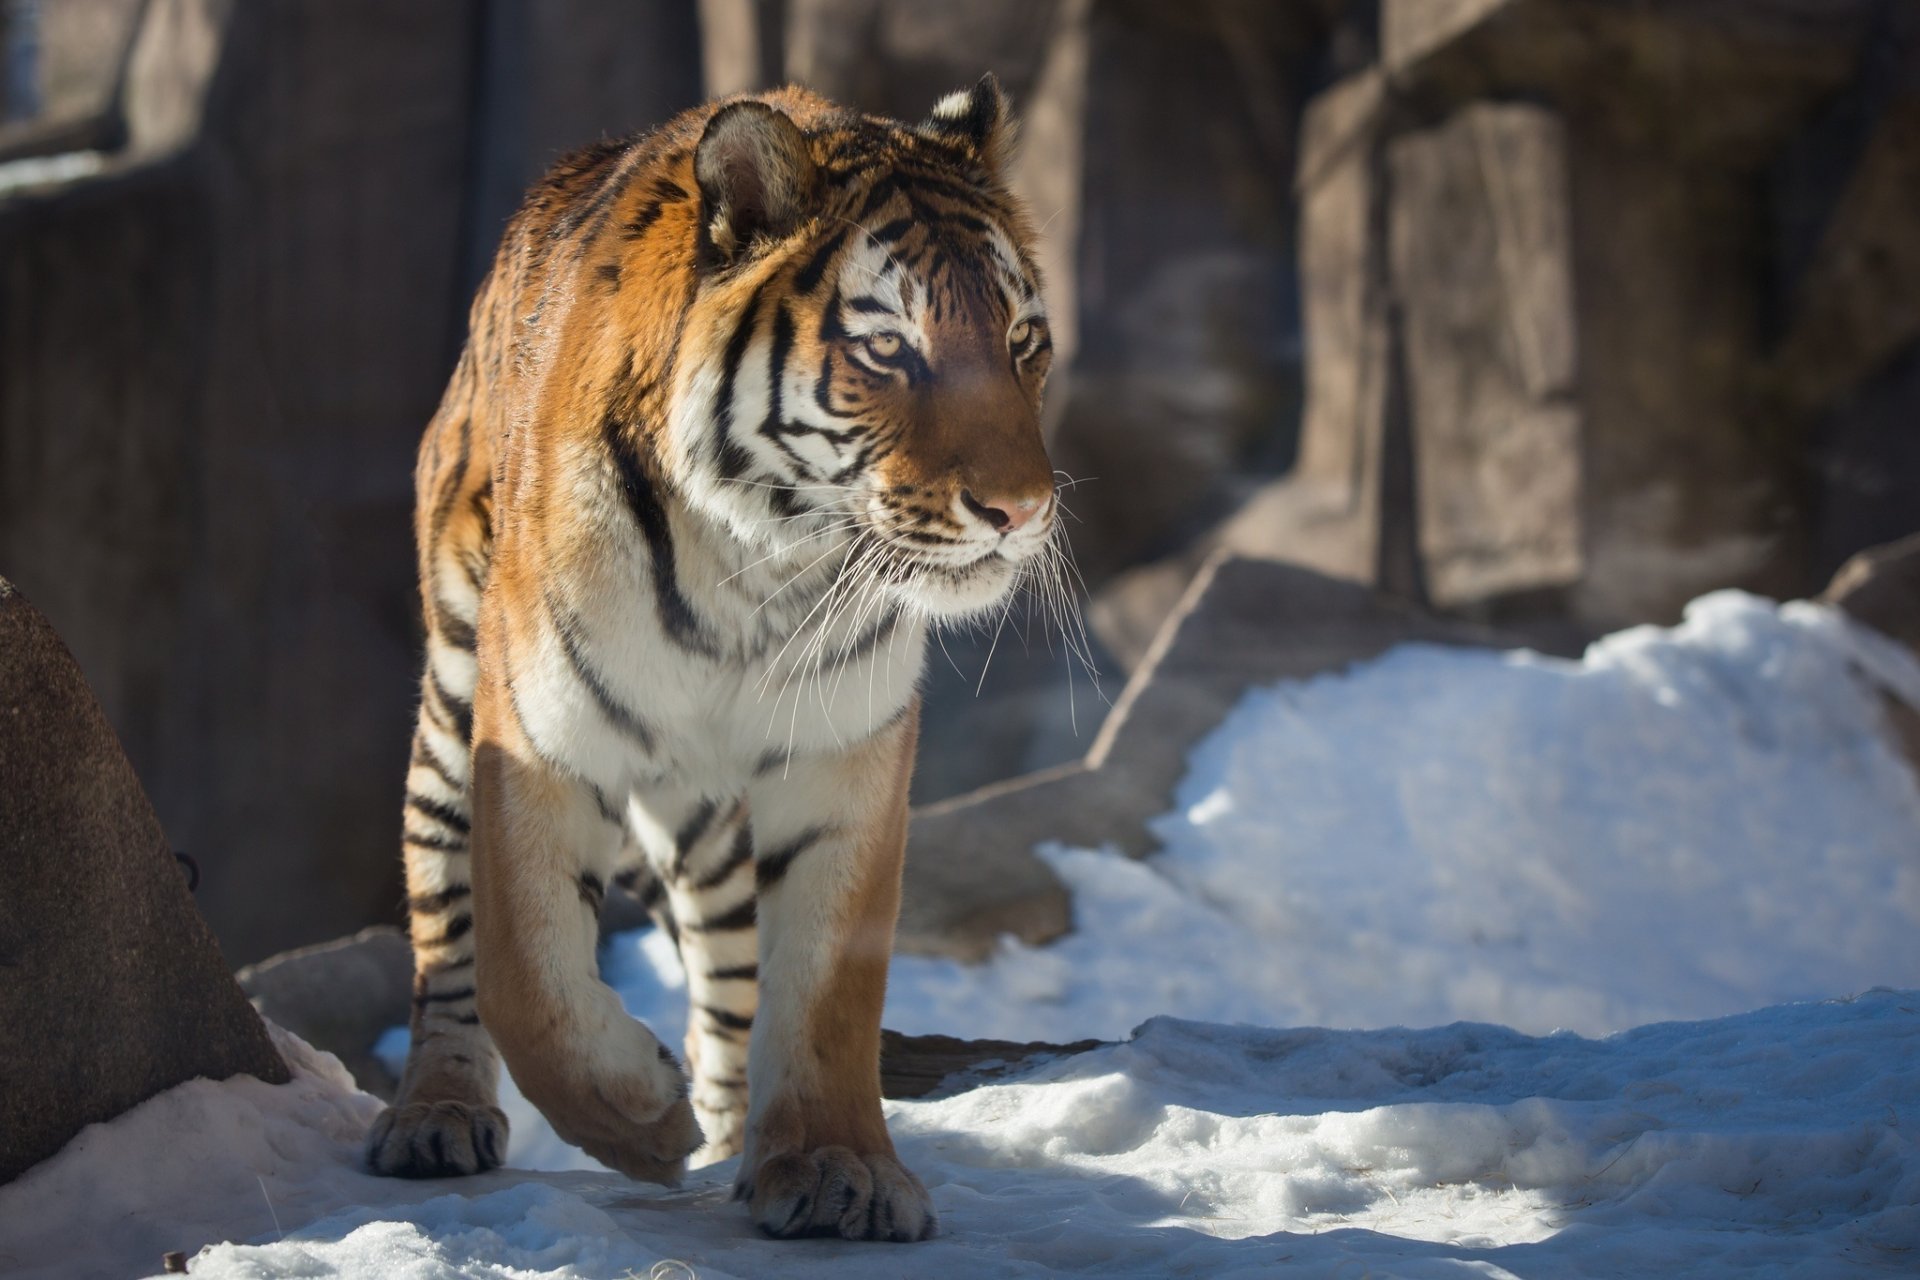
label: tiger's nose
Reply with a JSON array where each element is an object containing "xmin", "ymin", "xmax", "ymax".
[{"xmin": 960, "ymin": 489, "xmax": 1048, "ymax": 534}]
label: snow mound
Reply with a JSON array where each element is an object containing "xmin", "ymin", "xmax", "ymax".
[
  {"xmin": 887, "ymin": 590, "xmax": 1920, "ymax": 1040},
  {"xmin": 4, "ymin": 996, "xmax": 1916, "ymax": 1278}
]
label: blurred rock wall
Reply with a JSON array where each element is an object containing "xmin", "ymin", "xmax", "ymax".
[
  {"xmin": 0, "ymin": 0, "xmax": 700, "ymax": 963},
  {"xmin": 1097, "ymin": 0, "xmax": 1920, "ymax": 659},
  {"xmin": 2, "ymin": 0, "xmax": 1916, "ymax": 962}
]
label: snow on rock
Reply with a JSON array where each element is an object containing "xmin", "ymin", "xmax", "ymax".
[
  {"xmin": 886, "ymin": 591, "xmax": 1920, "ymax": 1041},
  {"xmin": 3, "ymin": 996, "xmax": 1917, "ymax": 1278}
]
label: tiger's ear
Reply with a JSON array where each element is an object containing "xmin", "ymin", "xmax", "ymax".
[
  {"xmin": 920, "ymin": 73, "xmax": 1014, "ymax": 174},
  {"xmin": 695, "ymin": 101, "xmax": 818, "ymax": 266}
]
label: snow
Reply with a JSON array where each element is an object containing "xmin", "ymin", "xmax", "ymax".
[
  {"xmin": 4, "ymin": 998, "xmax": 1916, "ymax": 1278},
  {"xmin": 4, "ymin": 590, "xmax": 1918, "ymax": 1278},
  {"xmin": 887, "ymin": 590, "xmax": 1920, "ymax": 1041}
]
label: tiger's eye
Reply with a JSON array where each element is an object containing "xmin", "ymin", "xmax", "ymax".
[
  {"xmin": 1009, "ymin": 319, "xmax": 1032, "ymax": 348},
  {"xmin": 867, "ymin": 332, "xmax": 903, "ymax": 361}
]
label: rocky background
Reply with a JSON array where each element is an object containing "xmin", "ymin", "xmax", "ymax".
[{"xmin": 2, "ymin": 0, "xmax": 1916, "ymax": 966}]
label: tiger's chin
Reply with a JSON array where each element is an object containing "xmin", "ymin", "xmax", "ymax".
[{"xmin": 898, "ymin": 552, "xmax": 1023, "ymax": 621}]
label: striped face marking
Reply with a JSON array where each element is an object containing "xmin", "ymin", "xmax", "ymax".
[{"xmin": 678, "ymin": 169, "xmax": 1057, "ymax": 622}]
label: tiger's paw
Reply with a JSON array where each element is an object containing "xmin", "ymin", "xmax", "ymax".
[
  {"xmin": 736, "ymin": 1146, "xmax": 938, "ymax": 1242},
  {"xmin": 512, "ymin": 1012, "xmax": 703, "ymax": 1186},
  {"xmin": 364, "ymin": 1100, "xmax": 508, "ymax": 1178}
]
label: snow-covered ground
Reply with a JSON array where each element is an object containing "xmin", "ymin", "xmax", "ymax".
[
  {"xmin": 4, "ymin": 590, "xmax": 1918, "ymax": 1277},
  {"xmin": 4, "ymin": 997, "xmax": 1916, "ymax": 1278}
]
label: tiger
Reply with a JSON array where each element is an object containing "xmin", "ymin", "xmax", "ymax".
[{"xmin": 361, "ymin": 75, "xmax": 1059, "ymax": 1243}]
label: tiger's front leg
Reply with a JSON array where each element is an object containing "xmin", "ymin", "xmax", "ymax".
[
  {"xmin": 466, "ymin": 675, "xmax": 702, "ymax": 1184},
  {"xmin": 735, "ymin": 704, "xmax": 936, "ymax": 1241}
]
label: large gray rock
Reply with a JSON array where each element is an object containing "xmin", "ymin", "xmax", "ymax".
[
  {"xmin": 900, "ymin": 553, "xmax": 1514, "ymax": 959},
  {"xmin": 235, "ymin": 925, "xmax": 411, "ymax": 1099},
  {"xmin": 0, "ymin": 578, "xmax": 288, "ymax": 1186},
  {"xmin": 1168, "ymin": 0, "xmax": 1917, "ymax": 649}
]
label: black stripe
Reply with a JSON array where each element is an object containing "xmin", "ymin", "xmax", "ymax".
[
  {"xmin": 756, "ymin": 305, "xmax": 798, "ymax": 458},
  {"xmin": 411, "ymin": 733, "xmax": 463, "ymax": 793},
  {"xmin": 757, "ymin": 826, "xmax": 826, "ymax": 890},
  {"xmin": 591, "ymin": 786, "xmax": 626, "ymax": 828},
  {"xmin": 414, "ymin": 986, "xmax": 476, "ymax": 1006},
  {"xmin": 428, "ymin": 417, "xmax": 472, "ymax": 549},
  {"xmin": 407, "ymin": 792, "xmax": 471, "ymax": 836},
  {"xmin": 930, "ymin": 209, "xmax": 994, "ymax": 237},
  {"xmin": 433, "ymin": 598, "xmax": 476, "ymax": 651},
  {"xmin": 702, "ymin": 1005, "xmax": 754, "ymax": 1032},
  {"xmin": 624, "ymin": 201, "xmax": 668, "ymax": 239},
  {"xmin": 714, "ymin": 282, "xmax": 767, "ymax": 480},
  {"xmin": 854, "ymin": 176, "xmax": 899, "ymax": 222},
  {"xmin": 621, "ymin": 175, "xmax": 687, "ymax": 243},
  {"xmin": 693, "ymin": 826, "xmax": 753, "ymax": 891},
  {"xmin": 404, "ymin": 830, "xmax": 469, "ymax": 854},
  {"xmin": 601, "ymin": 418, "xmax": 718, "ymax": 657},
  {"xmin": 865, "ymin": 217, "xmax": 913, "ymax": 246},
  {"xmin": 428, "ymin": 914, "xmax": 473, "ymax": 946},
  {"xmin": 708, "ymin": 963, "xmax": 758, "ymax": 982},
  {"xmin": 794, "ymin": 227, "xmax": 849, "ymax": 294},
  {"xmin": 675, "ymin": 799, "xmax": 720, "ymax": 859},
  {"xmin": 428, "ymin": 667, "xmax": 473, "ymax": 744},
  {"xmin": 755, "ymin": 747, "xmax": 789, "ymax": 777},
  {"xmin": 451, "ymin": 1012, "xmax": 482, "ymax": 1026},
  {"xmin": 560, "ymin": 144, "xmax": 644, "ymax": 246},
  {"xmin": 689, "ymin": 897, "xmax": 756, "ymax": 933},
  {"xmin": 547, "ymin": 594, "xmax": 661, "ymax": 753},
  {"xmin": 408, "ymin": 884, "xmax": 470, "ymax": 914},
  {"xmin": 845, "ymin": 295, "xmax": 894, "ymax": 316},
  {"xmin": 579, "ymin": 872, "xmax": 606, "ymax": 909}
]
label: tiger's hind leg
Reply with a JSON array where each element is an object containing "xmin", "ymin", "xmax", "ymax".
[
  {"xmin": 363, "ymin": 648, "xmax": 508, "ymax": 1177},
  {"xmin": 367, "ymin": 405, "xmax": 508, "ymax": 1178}
]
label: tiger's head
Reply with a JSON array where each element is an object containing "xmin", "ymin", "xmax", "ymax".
[{"xmin": 667, "ymin": 77, "xmax": 1056, "ymax": 622}]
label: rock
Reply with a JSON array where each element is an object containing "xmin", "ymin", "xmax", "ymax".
[
  {"xmin": 901, "ymin": 553, "xmax": 1515, "ymax": 959},
  {"xmin": 0, "ymin": 578, "xmax": 288, "ymax": 1186},
  {"xmin": 880, "ymin": 1030, "xmax": 1102, "ymax": 1099},
  {"xmin": 0, "ymin": 0, "xmax": 144, "ymax": 160},
  {"xmin": 1771, "ymin": 9, "xmax": 1920, "ymax": 580},
  {"xmin": 1388, "ymin": 101, "xmax": 1582, "ymax": 608},
  {"xmin": 1819, "ymin": 533, "xmax": 1920, "ymax": 779},
  {"xmin": 1190, "ymin": 0, "xmax": 1911, "ymax": 644},
  {"xmin": 1040, "ymin": 0, "xmax": 1344, "ymax": 585},
  {"xmin": 1822, "ymin": 532, "xmax": 1920, "ymax": 655},
  {"xmin": 235, "ymin": 925, "xmax": 412, "ymax": 1099}
]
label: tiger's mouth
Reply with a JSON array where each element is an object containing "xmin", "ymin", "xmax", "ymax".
[
  {"xmin": 878, "ymin": 537, "xmax": 1031, "ymax": 621},
  {"xmin": 807, "ymin": 494, "xmax": 1053, "ymax": 622}
]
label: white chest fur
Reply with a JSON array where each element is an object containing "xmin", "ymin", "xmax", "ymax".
[{"xmin": 504, "ymin": 490, "xmax": 929, "ymax": 806}]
